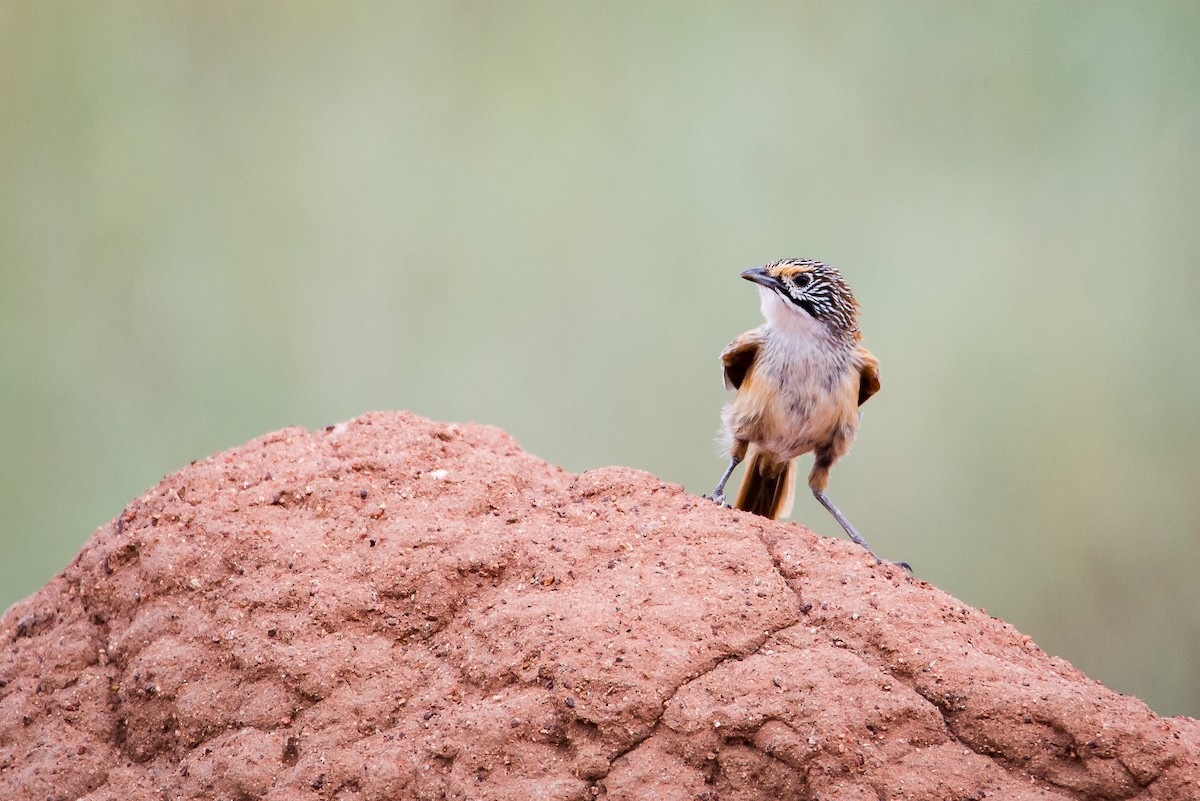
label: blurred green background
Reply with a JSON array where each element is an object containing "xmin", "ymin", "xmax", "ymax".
[{"xmin": 2, "ymin": 3, "xmax": 1198, "ymax": 717}]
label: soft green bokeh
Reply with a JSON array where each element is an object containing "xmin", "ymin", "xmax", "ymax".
[{"xmin": 2, "ymin": 3, "xmax": 1198, "ymax": 716}]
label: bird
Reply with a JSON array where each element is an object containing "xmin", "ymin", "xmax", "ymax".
[{"xmin": 708, "ymin": 258, "xmax": 903, "ymax": 567}]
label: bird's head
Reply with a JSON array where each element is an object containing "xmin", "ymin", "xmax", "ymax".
[{"xmin": 741, "ymin": 259, "xmax": 860, "ymax": 341}]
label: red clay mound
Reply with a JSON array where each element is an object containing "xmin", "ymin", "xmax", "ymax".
[{"xmin": 2, "ymin": 411, "xmax": 1197, "ymax": 800}]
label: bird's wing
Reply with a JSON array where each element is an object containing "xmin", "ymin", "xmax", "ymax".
[
  {"xmin": 856, "ymin": 345, "xmax": 881, "ymax": 406},
  {"xmin": 721, "ymin": 327, "xmax": 765, "ymax": 391}
]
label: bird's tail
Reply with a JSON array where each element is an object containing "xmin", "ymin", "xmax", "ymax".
[{"xmin": 734, "ymin": 446, "xmax": 796, "ymax": 520}]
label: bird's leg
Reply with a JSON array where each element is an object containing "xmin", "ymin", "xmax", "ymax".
[
  {"xmin": 708, "ymin": 440, "xmax": 748, "ymax": 506},
  {"xmin": 708, "ymin": 454, "xmax": 742, "ymax": 506},
  {"xmin": 812, "ymin": 489, "xmax": 912, "ymax": 572},
  {"xmin": 812, "ymin": 488, "xmax": 873, "ymax": 553},
  {"xmin": 809, "ymin": 452, "xmax": 910, "ymax": 571}
]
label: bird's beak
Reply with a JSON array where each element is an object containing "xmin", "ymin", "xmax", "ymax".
[{"xmin": 741, "ymin": 266, "xmax": 784, "ymax": 292}]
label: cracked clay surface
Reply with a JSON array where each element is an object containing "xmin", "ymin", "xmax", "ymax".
[{"xmin": 2, "ymin": 411, "xmax": 1198, "ymax": 800}]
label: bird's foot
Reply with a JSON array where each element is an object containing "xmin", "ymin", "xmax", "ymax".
[
  {"xmin": 847, "ymin": 539, "xmax": 912, "ymax": 573},
  {"xmin": 860, "ymin": 548, "xmax": 912, "ymax": 573},
  {"xmin": 703, "ymin": 492, "xmax": 731, "ymax": 508}
]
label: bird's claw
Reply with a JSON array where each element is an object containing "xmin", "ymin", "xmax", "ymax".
[{"xmin": 865, "ymin": 551, "xmax": 913, "ymax": 573}]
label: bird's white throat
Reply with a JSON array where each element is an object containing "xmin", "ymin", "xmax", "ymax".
[{"xmin": 757, "ymin": 285, "xmax": 825, "ymax": 340}]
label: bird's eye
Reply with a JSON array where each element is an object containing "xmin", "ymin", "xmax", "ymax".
[{"xmin": 793, "ymin": 273, "xmax": 812, "ymax": 288}]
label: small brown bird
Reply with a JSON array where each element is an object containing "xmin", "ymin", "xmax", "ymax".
[{"xmin": 709, "ymin": 258, "xmax": 900, "ymax": 566}]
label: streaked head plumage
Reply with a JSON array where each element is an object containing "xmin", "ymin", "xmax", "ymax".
[{"xmin": 742, "ymin": 258, "xmax": 860, "ymax": 340}]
